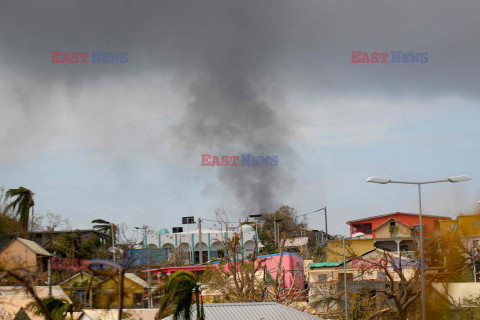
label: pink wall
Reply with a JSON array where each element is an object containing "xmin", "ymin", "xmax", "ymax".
[{"xmin": 214, "ymin": 253, "xmax": 305, "ymax": 289}]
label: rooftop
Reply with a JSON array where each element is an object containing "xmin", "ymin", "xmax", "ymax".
[
  {"xmin": 162, "ymin": 302, "xmax": 322, "ymax": 320},
  {"xmin": 346, "ymin": 212, "xmax": 451, "ymax": 224},
  {"xmin": 308, "ymin": 262, "xmax": 343, "ymax": 268},
  {"xmin": 14, "ymin": 238, "xmax": 52, "ymax": 256}
]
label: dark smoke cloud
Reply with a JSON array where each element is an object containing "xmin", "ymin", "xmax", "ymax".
[{"xmin": 172, "ymin": 74, "xmax": 294, "ymax": 213}]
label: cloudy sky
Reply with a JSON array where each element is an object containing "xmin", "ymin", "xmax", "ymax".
[{"xmin": 1, "ymin": 0, "xmax": 479, "ymax": 236}]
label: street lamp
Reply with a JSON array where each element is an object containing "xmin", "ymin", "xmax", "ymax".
[
  {"xmin": 366, "ymin": 175, "xmax": 472, "ymax": 320},
  {"xmin": 343, "ymin": 232, "xmax": 365, "ymax": 320},
  {"xmin": 319, "ymin": 207, "xmax": 328, "ymax": 236},
  {"xmin": 249, "ymin": 214, "xmax": 262, "ymax": 254}
]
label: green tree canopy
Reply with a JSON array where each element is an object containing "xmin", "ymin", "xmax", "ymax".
[{"xmin": 257, "ymin": 206, "xmax": 306, "ymax": 254}]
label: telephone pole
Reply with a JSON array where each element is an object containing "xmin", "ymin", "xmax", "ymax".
[{"xmin": 198, "ymin": 218, "xmax": 203, "ymax": 264}]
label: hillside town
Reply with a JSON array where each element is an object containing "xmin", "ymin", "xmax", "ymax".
[
  {"xmin": 2, "ymin": 0, "xmax": 479, "ymax": 319},
  {"xmin": 1, "ymin": 184, "xmax": 480, "ymax": 319}
]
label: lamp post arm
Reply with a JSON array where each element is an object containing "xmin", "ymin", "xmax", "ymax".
[
  {"xmin": 343, "ymin": 237, "xmax": 348, "ymax": 320},
  {"xmin": 390, "ymin": 180, "xmax": 449, "ymax": 185}
]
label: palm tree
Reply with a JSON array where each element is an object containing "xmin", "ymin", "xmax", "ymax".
[
  {"xmin": 91, "ymin": 219, "xmax": 116, "ymax": 246},
  {"xmin": 26, "ymin": 297, "xmax": 72, "ymax": 320},
  {"xmin": 155, "ymin": 271, "xmax": 204, "ymax": 320},
  {"xmin": 4, "ymin": 187, "xmax": 34, "ymax": 231}
]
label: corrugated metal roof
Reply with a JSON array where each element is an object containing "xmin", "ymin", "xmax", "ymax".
[
  {"xmin": 0, "ymin": 286, "xmax": 70, "ymax": 302},
  {"xmin": 124, "ymin": 273, "xmax": 149, "ymax": 288},
  {"xmin": 285, "ymin": 237, "xmax": 308, "ymax": 247},
  {"xmin": 80, "ymin": 309, "xmax": 158, "ymax": 320},
  {"xmin": 16, "ymin": 238, "xmax": 51, "ymax": 256},
  {"xmin": 307, "ymin": 262, "xmax": 343, "ymax": 268},
  {"xmin": 162, "ymin": 302, "xmax": 323, "ymax": 320}
]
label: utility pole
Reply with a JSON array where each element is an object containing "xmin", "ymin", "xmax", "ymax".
[
  {"xmin": 274, "ymin": 219, "xmax": 282, "ymax": 252},
  {"xmin": 48, "ymin": 257, "xmax": 52, "ymax": 297},
  {"xmin": 264, "ymin": 264, "xmax": 268, "ymax": 299},
  {"xmin": 118, "ymin": 267, "xmax": 124, "ymax": 319},
  {"xmin": 198, "ymin": 218, "xmax": 203, "ymax": 264},
  {"xmin": 323, "ymin": 206, "xmax": 328, "ymax": 236},
  {"xmin": 273, "ymin": 219, "xmax": 277, "ymax": 246},
  {"xmin": 148, "ymin": 261, "xmax": 152, "ymax": 308},
  {"xmin": 111, "ymin": 223, "xmax": 116, "ymax": 265}
]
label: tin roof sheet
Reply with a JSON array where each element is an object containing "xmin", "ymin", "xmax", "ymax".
[
  {"xmin": 162, "ymin": 302, "xmax": 323, "ymax": 320},
  {"xmin": 307, "ymin": 262, "xmax": 343, "ymax": 268}
]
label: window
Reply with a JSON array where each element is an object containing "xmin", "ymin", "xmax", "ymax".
[
  {"xmin": 390, "ymin": 221, "xmax": 396, "ymax": 227},
  {"xmin": 133, "ymin": 293, "xmax": 143, "ymax": 304},
  {"xmin": 414, "ymin": 224, "xmax": 426, "ymax": 232},
  {"xmin": 316, "ymin": 274, "xmax": 327, "ymax": 282},
  {"xmin": 338, "ymin": 273, "xmax": 353, "ymax": 282}
]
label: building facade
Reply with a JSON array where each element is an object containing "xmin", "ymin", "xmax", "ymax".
[
  {"xmin": 346, "ymin": 212, "xmax": 451, "ymax": 253},
  {"xmin": 144, "ymin": 225, "xmax": 258, "ymax": 264}
]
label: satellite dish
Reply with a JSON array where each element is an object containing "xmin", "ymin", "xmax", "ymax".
[
  {"xmin": 108, "ymin": 247, "xmax": 123, "ymax": 255},
  {"xmin": 352, "ymin": 232, "xmax": 366, "ymax": 238}
]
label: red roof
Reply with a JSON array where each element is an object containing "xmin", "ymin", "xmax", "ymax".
[
  {"xmin": 346, "ymin": 212, "xmax": 451, "ymax": 224},
  {"xmin": 143, "ymin": 265, "xmax": 208, "ymax": 275}
]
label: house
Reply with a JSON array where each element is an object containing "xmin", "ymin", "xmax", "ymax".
[
  {"xmin": 59, "ymin": 272, "xmax": 101, "ymax": 308},
  {"xmin": 161, "ymin": 302, "xmax": 322, "ymax": 320},
  {"xmin": 149, "ymin": 253, "xmax": 306, "ymax": 303},
  {"xmin": 94, "ymin": 272, "xmax": 150, "ymax": 309},
  {"xmin": 439, "ymin": 213, "xmax": 480, "ymax": 248},
  {"xmin": 307, "ymin": 249, "xmax": 417, "ymax": 314},
  {"xmin": 346, "ymin": 212, "xmax": 451, "ymax": 253},
  {"xmin": 0, "ymin": 238, "xmax": 52, "ymax": 272},
  {"xmin": 307, "ymin": 248, "xmax": 416, "ymax": 284}
]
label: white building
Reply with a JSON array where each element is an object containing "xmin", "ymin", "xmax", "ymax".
[{"xmin": 143, "ymin": 225, "xmax": 258, "ymax": 263}]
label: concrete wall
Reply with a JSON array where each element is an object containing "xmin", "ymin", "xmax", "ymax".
[{"xmin": 432, "ymin": 282, "xmax": 480, "ymax": 305}]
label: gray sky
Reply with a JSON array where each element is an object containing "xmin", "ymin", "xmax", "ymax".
[{"xmin": 1, "ymin": 0, "xmax": 479, "ymax": 235}]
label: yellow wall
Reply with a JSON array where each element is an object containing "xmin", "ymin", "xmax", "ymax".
[
  {"xmin": 326, "ymin": 239, "xmax": 374, "ymax": 262},
  {"xmin": 60, "ymin": 273, "xmax": 99, "ymax": 304},
  {"xmin": 439, "ymin": 214, "xmax": 480, "ymax": 236},
  {"xmin": 94, "ymin": 275, "xmax": 145, "ymax": 308},
  {"xmin": 0, "ymin": 239, "xmax": 38, "ymax": 271}
]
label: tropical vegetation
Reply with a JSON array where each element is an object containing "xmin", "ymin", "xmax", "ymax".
[
  {"xmin": 155, "ymin": 270, "xmax": 204, "ymax": 320},
  {"xmin": 4, "ymin": 186, "xmax": 35, "ymax": 231}
]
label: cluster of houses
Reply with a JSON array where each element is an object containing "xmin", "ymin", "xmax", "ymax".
[{"xmin": 0, "ymin": 211, "xmax": 479, "ymax": 319}]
